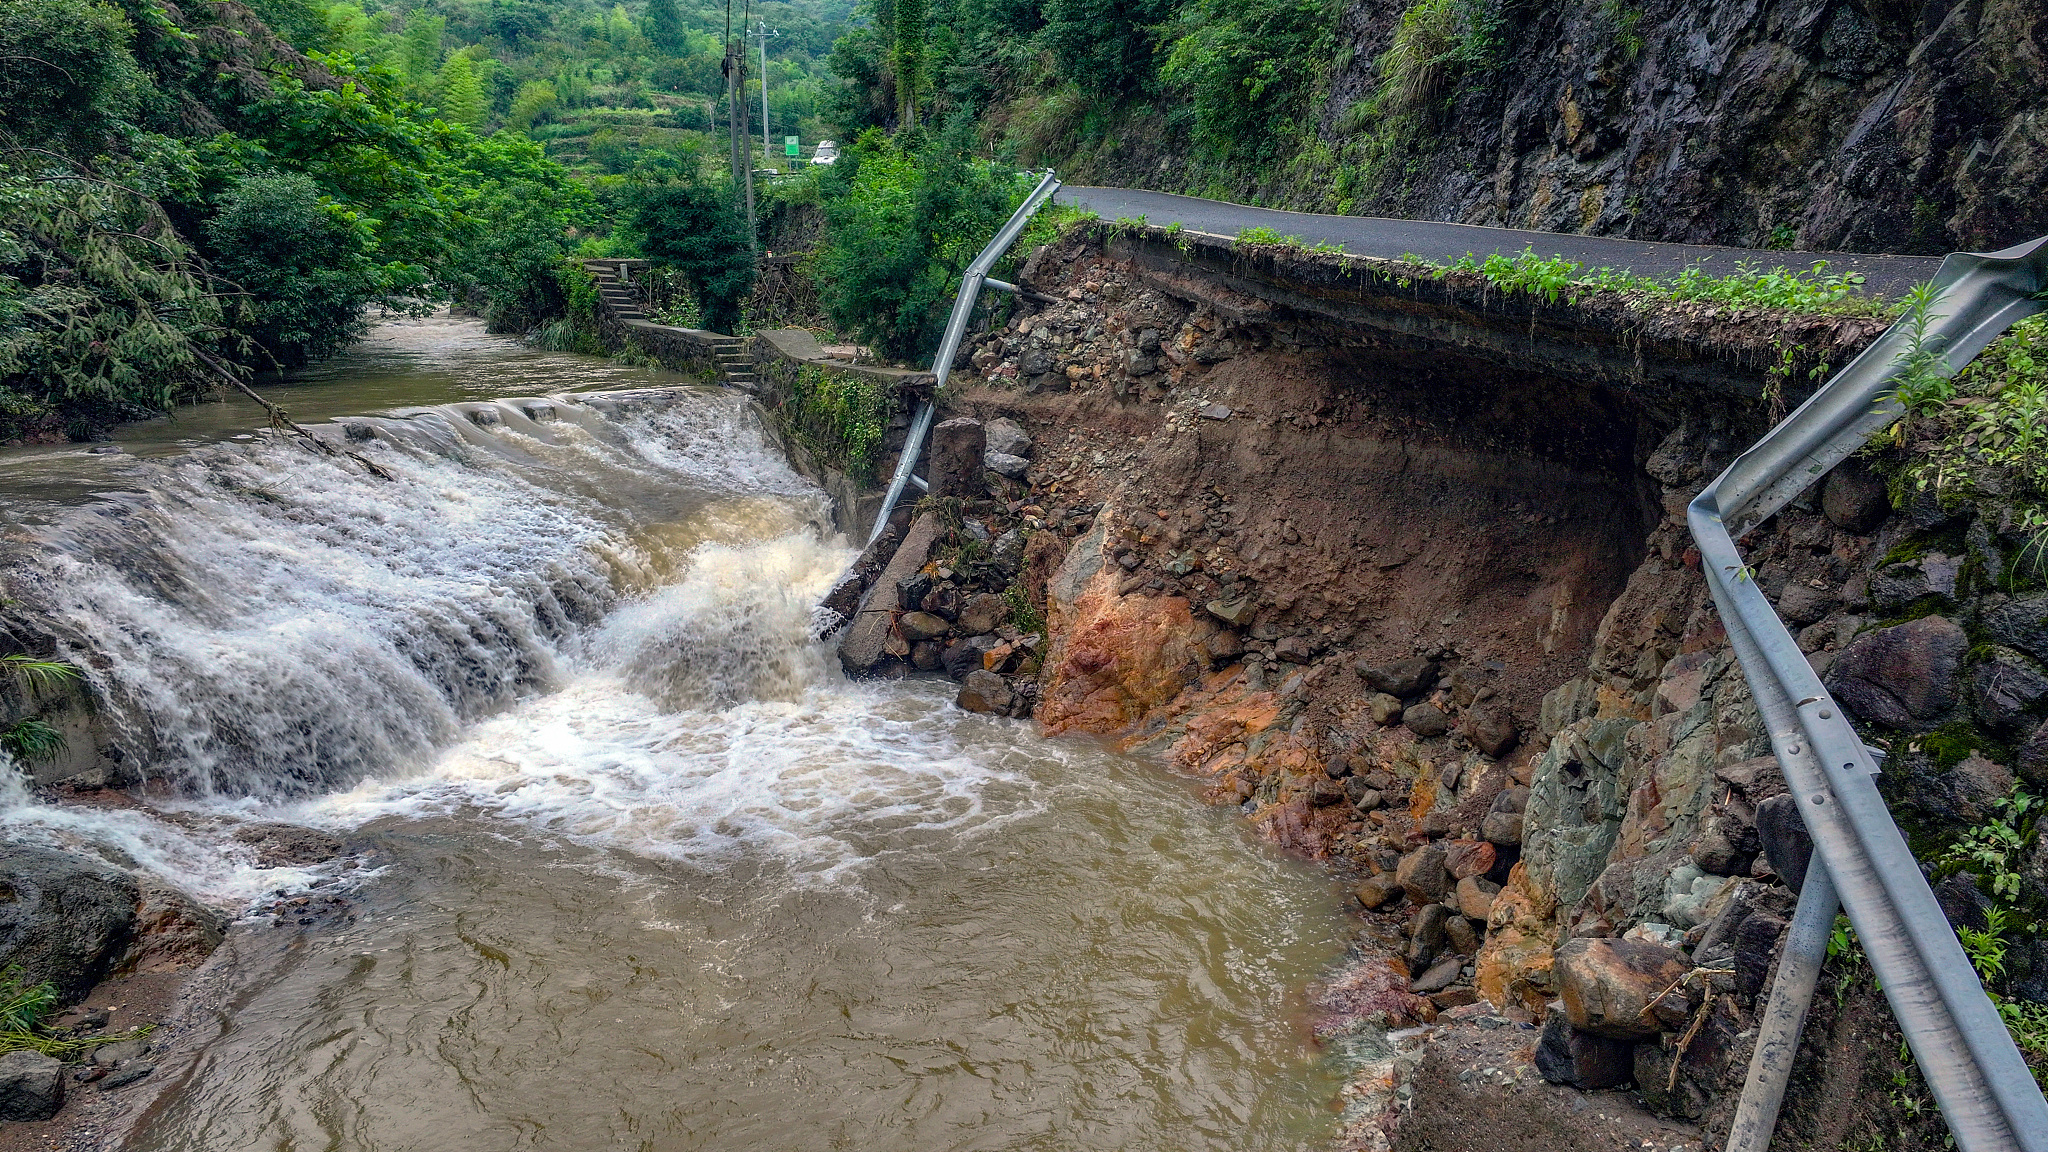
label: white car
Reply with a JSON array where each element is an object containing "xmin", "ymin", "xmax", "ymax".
[{"xmin": 811, "ymin": 140, "xmax": 839, "ymax": 166}]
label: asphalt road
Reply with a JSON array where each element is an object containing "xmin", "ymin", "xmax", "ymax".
[{"xmin": 1057, "ymin": 186, "xmax": 1943, "ymax": 298}]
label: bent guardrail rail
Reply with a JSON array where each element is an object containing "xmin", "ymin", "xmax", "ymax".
[
  {"xmin": 867, "ymin": 170, "xmax": 1062, "ymax": 545},
  {"xmin": 1693, "ymin": 235, "xmax": 2048, "ymax": 1152}
]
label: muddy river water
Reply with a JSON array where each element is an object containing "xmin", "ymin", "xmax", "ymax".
[{"xmin": 0, "ymin": 315, "xmax": 1355, "ymax": 1151}]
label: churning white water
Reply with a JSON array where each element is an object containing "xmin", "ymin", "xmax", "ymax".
[{"xmin": 0, "ymin": 318, "xmax": 1353, "ymax": 1151}]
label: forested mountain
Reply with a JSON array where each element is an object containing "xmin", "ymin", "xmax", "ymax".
[
  {"xmin": 12, "ymin": 0, "xmax": 2041, "ymax": 444},
  {"xmin": 0, "ymin": 0, "xmax": 847, "ymax": 442},
  {"xmin": 286, "ymin": 0, "xmax": 852, "ymax": 172}
]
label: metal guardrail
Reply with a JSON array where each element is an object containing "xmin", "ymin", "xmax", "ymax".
[
  {"xmin": 867, "ymin": 170, "xmax": 1062, "ymax": 545},
  {"xmin": 1694, "ymin": 235, "xmax": 2048, "ymax": 1152}
]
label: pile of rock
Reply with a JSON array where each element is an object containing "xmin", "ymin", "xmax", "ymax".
[
  {"xmin": 1344, "ymin": 709, "xmax": 1531, "ymax": 1015},
  {"xmin": 835, "ymin": 416, "xmax": 1058, "ymax": 717}
]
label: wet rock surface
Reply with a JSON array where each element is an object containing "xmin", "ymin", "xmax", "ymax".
[
  {"xmin": 0, "ymin": 846, "xmax": 139, "ymax": 1000},
  {"xmin": 0, "ymin": 1051, "xmax": 64, "ymax": 1122}
]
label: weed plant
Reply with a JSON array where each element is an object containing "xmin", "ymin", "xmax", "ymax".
[
  {"xmin": 1235, "ymin": 226, "xmax": 1343, "ymax": 254},
  {"xmin": 0, "ymin": 967, "xmax": 151, "ymax": 1060},
  {"xmin": 1430, "ymin": 247, "xmax": 1889, "ymax": 315},
  {"xmin": 1876, "ymin": 310, "xmax": 2048, "ymax": 586},
  {"xmin": 1, "ymin": 655, "xmax": 79, "ymax": 763},
  {"xmin": 772, "ymin": 365, "xmax": 894, "ymax": 485}
]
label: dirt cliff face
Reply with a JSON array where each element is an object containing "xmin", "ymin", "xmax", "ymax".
[
  {"xmin": 1325, "ymin": 0, "xmax": 2048, "ymax": 253},
  {"xmin": 917, "ymin": 231, "xmax": 2047, "ymax": 1148}
]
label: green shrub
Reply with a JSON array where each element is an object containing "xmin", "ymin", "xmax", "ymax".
[
  {"xmin": 1238, "ymin": 226, "xmax": 1306, "ymax": 247},
  {"xmin": 1878, "ymin": 312, "xmax": 2048, "ymax": 570},
  {"xmin": 0, "ymin": 173, "xmax": 225, "ymax": 438},
  {"xmin": 1430, "ymin": 247, "xmax": 1887, "ymax": 314},
  {"xmin": 1159, "ymin": 0, "xmax": 1337, "ymax": 162},
  {"xmin": 630, "ymin": 180, "xmax": 755, "ymax": 335},
  {"xmin": 811, "ymin": 118, "xmax": 1039, "ymax": 364},
  {"xmin": 0, "ymin": 719, "xmax": 64, "ymax": 763},
  {"xmin": 205, "ymin": 172, "xmax": 402, "ymax": 369}
]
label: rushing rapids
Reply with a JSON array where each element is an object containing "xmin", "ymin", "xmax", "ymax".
[{"xmin": 0, "ymin": 316, "xmax": 1354, "ymax": 1151}]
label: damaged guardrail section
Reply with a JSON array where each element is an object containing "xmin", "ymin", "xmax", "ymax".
[
  {"xmin": 867, "ymin": 170, "xmax": 1062, "ymax": 546},
  {"xmin": 1692, "ymin": 236, "xmax": 2048, "ymax": 1152}
]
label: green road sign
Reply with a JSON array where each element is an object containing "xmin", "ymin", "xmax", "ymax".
[{"xmin": 785, "ymin": 135, "xmax": 800, "ymax": 157}]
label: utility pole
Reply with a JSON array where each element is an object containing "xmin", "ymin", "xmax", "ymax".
[
  {"xmin": 723, "ymin": 38, "xmax": 756, "ymax": 248},
  {"xmin": 751, "ymin": 22, "xmax": 779, "ymax": 167}
]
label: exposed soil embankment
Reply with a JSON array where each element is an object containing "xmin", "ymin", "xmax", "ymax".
[{"xmin": 830, "ymin": 227, "xmax": 2047, "ymax": 1148}]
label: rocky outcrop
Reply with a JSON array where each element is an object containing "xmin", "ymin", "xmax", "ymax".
[
  {"xmin": 1324, "ymin": 0, "xmax": 2048, "ymax": 253},
  {"xmin": 1064, "ymin": 0, "xmax": 2048, "ymax": 254},
  {"xmin": 118, "ymin": 877, "xmax": 226, "ymax": 975}
]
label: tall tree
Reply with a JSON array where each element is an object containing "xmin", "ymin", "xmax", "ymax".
[
  {"xmin": 400, "ymin": 9, "xmax": 446, "ymax": 85},
  {"xmin": 644, "ymin": 0, "xmax": 685, "ymax": 53},
  {"xmin": 632, "ymin": 181, "xmax": 756, "ymax": 334},
  {"xmin": 437, "ymin": 51, "xmax": 486, "ymax": 125},
  {"xmin": 891, "ymin": 0, "xmax": 925, "ymax": 127}
]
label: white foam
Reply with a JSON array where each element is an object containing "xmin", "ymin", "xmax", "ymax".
[
  {"xmin": 17, "ymin": 392, "xmax": 827, "ymax": 801},
  {"xmin": 298, "ymin": 533, "xmax": 1049, "ymax": 887},
  {"xmin": 0, "ymin": 759, "xmax": 326, "ymax": 905}
]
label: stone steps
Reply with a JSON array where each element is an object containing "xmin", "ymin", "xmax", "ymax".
[{"xmin": 581, "ymin": 263, "xmax": 754, "ymax": 387}]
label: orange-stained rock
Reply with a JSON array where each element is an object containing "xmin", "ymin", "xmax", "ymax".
[
  {"xmin": 1555, "ymin": 938, "xmax": 1691, "ymax": 1038},
  {"xmin": 1407, "ymin": 769, "xmax": 1438, "ymax": 825},
  {"xmin": 1476, "ymin": 926, "xmax": 1556, "ymax": 1014},
  {"xmin": 1039, "ymin": 562, "xmax": 1208, "ymax": 735},
  {"xmin": 1444, "ymin": 839, "xmax": 1496, "ymax": 879},
  {"xmin": 1473, "ymin": 862, "xmax": 1560, "ymax": 1013}
]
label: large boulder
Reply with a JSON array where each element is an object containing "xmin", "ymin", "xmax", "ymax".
[
  {"xmin": 1443, "ymin": 839, "xmax": 1496, "ymax": 880},
  {"xmin": 1896, "ymin": 749, "xmax": 2014, "ymax": 827},
  {"xmin": 1396, "ymin": 842, "xmax": 1455, "ymax": 904},
  {"xmin": 955, "ymin": 670, "xmax": 1013, "ymax": 715},
  {"xmin": 1359, "ymin": 656, "xmax": 1439, "ymax": 698},
  {"xmin": 1821, "ymin": 459, "xmax": 1890, "ymax": 533},
  {"xmin": 1464, "ymin": 702, "xmax": 1519, "ymax": 758},
  {"xmin": 928, "ymin": 417, "xmax": 986, "ymax": 498},
  {"xmin": 119, "ymin": 876, "xmax": 225, "ymax": 975},
  {"xmin": 1403, "ymin": 702, "xmax": 1452, "ymax": 737},
  {"xmin": 1755, "ymin": 794, "xmax": 1814, "ymax": 891},
  {"xmin": 1555, "ymin": 938, "xmax": 1692, "ymax": 1039},
  {"xmin": 0, "ymin": 845, "xmax": 139, "ymax": 1000},
  {"xmin": 839, "ymin": 514, "xmax": 944, "ymax": 674},
  {"xmin": 1482, "ymin": 785, "xmax": 1528, "ymax": 847},
  {"xmin": 983, "ymin": 417, "xmax": 1032, "ymax": 458},
  {"xmin": 984, "ymin": 451, "xmax": 1030, "ymax": 480},
  {"xmin": 941, "ymin": 635, "xmax": 999, "ymax": 681},
  {"xmin": 955, "ymin": 593, "xmax": 1010, "ymax": 637},
  {"xmin": 1824, "ymin": 615, "xmax": 1967, "ymax": 728},
  {"xmin": 1973, "ymin": 648, "xmax": 2048, "ymax": 737},
  {"xmin": 0, "ymin": 1050, "xmax": 64, "ymax": 1121},
  {"xmin": 897, "ymin": 611, "xmax": 952, "ymax": 643},
  {"xmin": 1456, "ymin": 875, "xmax": 1501, "ymax": 921},
  {"xmin": 1869, "ymin": 554, "xmax": 1963, "ymax": 615}
]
